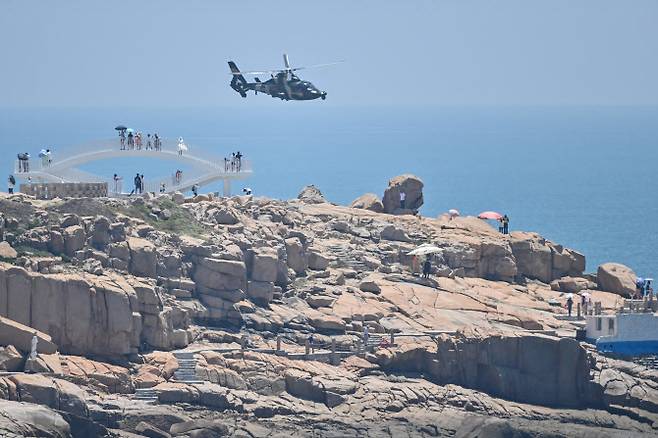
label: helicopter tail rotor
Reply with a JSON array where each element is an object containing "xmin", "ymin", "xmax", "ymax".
[{"xmin": 228, "ymin": 61, "xmax": 248, "ymax": 98}]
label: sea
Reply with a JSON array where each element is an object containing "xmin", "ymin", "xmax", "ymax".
[{"xmin": 1, "ymin": 105, "xmax": 656, "ymax": 277}]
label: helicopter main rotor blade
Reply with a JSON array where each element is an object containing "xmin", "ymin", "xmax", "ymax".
[
  {"xmin": 283, "ymin": 53, "xmax": 291, "ymax": 70},
  {"xmin": 230, "ymin": 70, "xmax": 280, "ymax": 76},
  {"xmin": 290, "ymin": 61, "xmax": 344, "ymax": 72}
]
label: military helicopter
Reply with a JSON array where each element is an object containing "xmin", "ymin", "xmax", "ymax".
[{"xmin": 228, "ymin": 54, "xmax": 341, "ymax": 101}]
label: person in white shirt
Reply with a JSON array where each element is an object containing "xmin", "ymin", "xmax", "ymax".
[{"xmin": 400, "ymin": 191, "xmax": 406, "ymax": 209}]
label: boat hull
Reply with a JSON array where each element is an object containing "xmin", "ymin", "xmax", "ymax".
[{"xmin": 596, "ymin": 339, "xmax": 658, "ymax": 356}]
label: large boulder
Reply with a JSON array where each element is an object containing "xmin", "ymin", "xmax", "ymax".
[
  {"xmin": 597, "ymin": 263, "xmax": 636, "ymax": 297},
  {"xmin": 285, "ymin": 238, "xmax": 307, "ymax": 275},
  {"xmin": 0, "ymin": 399, "xmax": 72, "ymax": 438},
  {"xmin": 0, "ymin": 345, "xmax": 23, "ymax": 371},
  {"xmin": 510, "ymin": 232, "xmax": 585, "ymax": 283},
  {"xmin": 297, "ymin": 185, "xmax": 326, "ymax": 204},
  {"xmin": 63, "ymin": 225, "xmax": 85, "ymax": 256},
  {"xmin": 350, "ymin": 193, "xmax": 384, "ymax": 213},
  {"xmin": 0, "ymin": 316, "xmax": 57, "ymax": 354},
  {"xmin": 128, "ymin": 237, "xmax": 157, "ymax": 278},
  {"xmin": 250, "ymin": 249, "xmax": 278, "ymax": 282},
  {"xmin": 0, "ymin": 265, "xmax": 145, "ymax": 358},
  {"xmin": 90, "ymin": 216, "xmax": 111, "ymax": 249},
  {"xmin": 382, "ymin": 174, "xmax": 424, "ymax": 214},
  {"xmin": 0, "ymin": 242, "xmax": 17, "ymax": 260}
]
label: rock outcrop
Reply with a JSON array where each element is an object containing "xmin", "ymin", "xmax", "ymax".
[
  {"xmin": 597, "ymin": 263, "xmax": 636, "ymax": 297},
  {"xmin": 382, "ymin": 174, "xmax": 424, "ymax": 214},
  {"xmin": 377, "ymin": 334, "xmax": 598, "ymax": 408},
  {"xmin": 0, "ymin": 264, "xmax": 187, "ymax": 357},
  {"xmin": 350, "ymin": 193, "xmax": 384, "ymax": 213},
  {"xmin": 510, "ymin": 232, "xmax": 585, "ymax": 283},
  {"xmin": 297, "ymin": 185, "xmax": 326, "ymax": 204}
]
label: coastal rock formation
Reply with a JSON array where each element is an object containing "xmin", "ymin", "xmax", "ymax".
[
  {"xmin": 382, "ymin": 174, "xmax": 424, "ymax": 214},
  {"xmin": 377, "ymin": 334, "xmax": 598, "ymax": 408},
  {"xmin": 0, "ymin": 264, "xmax": 187, "ymax": 357},
  {"xmin": 597, "ymin": 262, "xmax": 636, "ymax": 297},
  {"xmin": 297, "ymin": 185, "xmax": 326, "ymax": 204},
  {"xmin": 0, "ymin": 186, "xmax": 653, "ymax": 437},
  {"xmin": 350, "ymin": 193, "xmax": 384, "ymax": 213},
  {"xmin": 510, "ymin": 232, "xmax": 585, "ymax": 283}
]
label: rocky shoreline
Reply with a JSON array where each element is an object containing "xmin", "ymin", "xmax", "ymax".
[{"xmin": 0, "ymin": 175, "xmax": 654, "ymax": 437}]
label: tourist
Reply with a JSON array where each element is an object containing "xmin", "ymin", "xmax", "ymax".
[
  {"xmin": 160, "ymin": 182, "xmax": 166, "ymax": 193},
  {"xmin": 135, "ymin": 132, "xmax": 142, "ymax": 150},
  {"xmin": 127, "ymin": 132, "xmax": 134, "ymax": 149},
  {"xmin": 192, "ymin": 184, "xmax": 198, "ymax": 197},
  {"xmin": 7, "ymin": 175, "xmax": 15, "ymax": 194},
  {"xmin": 422, "ymin": 257, "xmax": 431, "ymax": 279},
  {"xmin": 130, "ymin": 173, "xmax": 141, "ymax": 196},
  {"xmin": 154, "ymin": 133, "xmax": 160, "ymax": 151},
  {"xmin": 502, "ymin": 215, "xmax": 510, "ymax": 235},
  {"xmin": 119, "ymin": 130, "xmax": 126, "ymax": 149},
  {"xmin": 411, "ymin": 255, "xmax": 419, "ymax": 275},
  {"xmin": 146, "ymin": 134, "xmax": 152, "ymax": 150},
  {"xmin": 566, "ymin": 295, "xmax": 574, "ymax": 317},
  {"xmin": 113, "ymin": 174, "xmax": 123, "ymax": 194},
  {"xmin": 363, "ymin": 325, "xmax": 370, "ymax": 346},
  {"xmin": 400, "ymin": 191, "xmax": 406, "ymax": 209},
  {"xmin": 224, "ymin": 157, "xmax": 229, "ymax": 172},
  {"xmin": 242, "ymin": 187, "xmax": 252, "ymax": 195},
  {"xmin": 140, "ymin": 174, "xmax": 145, "ymax": 193},
  {"xmin": 236, "ymin": 151, "xmax": 243, "ymax": 171},
  {"xmin": 177, "ymin": 137, "xmax": 186, "ymax": 156},
  {"xmin": 30, "ymin": 333, "xmax": 38, "ymax": 361}
]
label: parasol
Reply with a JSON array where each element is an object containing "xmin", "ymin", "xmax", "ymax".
[{"xmin": 478, "ymin": 211, "xmax": 503, "ymax": 220}]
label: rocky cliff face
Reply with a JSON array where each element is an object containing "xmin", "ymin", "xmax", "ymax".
[{"xmin": 0, "ymin": 190, "xmax": 652, "ymax": 437}]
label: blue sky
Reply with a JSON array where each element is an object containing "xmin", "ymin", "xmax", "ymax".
[{"xmin": 1, "ymin": 0, "xmax": 657, "ymax": 107}]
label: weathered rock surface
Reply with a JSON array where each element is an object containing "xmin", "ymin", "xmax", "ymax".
[
  {"xmin": 382, "ymin": 174, "xmax": 424, "ymax": 214},
  {"xmin": 297, "ymin": 185, "xmax": 326, "ymax": 204},
  {"xmin": 350, "ymin": 193, "xmax": 384, "ymax": 213},
  {"xmin": 597, "ymin": 262, "xmax": 637, "ymax": 297}
]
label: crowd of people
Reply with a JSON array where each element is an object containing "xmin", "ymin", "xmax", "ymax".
[
  {"xmin": 224, "ymin": 151, "xmax": 244, "ymax": 172},
  {"xmin": 119, "ymin": 130, "xmax": 162, "ymax": 151}
]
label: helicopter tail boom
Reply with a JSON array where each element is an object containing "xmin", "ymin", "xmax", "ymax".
[{"xmin": 228, "ymin": 61, "xmax": 248, "ymax": 97}]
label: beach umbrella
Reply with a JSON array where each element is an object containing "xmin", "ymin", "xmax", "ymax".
[
  {"xmin": 565, "ymin": 293, "xmax": 574, "ymax": 299},
  {"xmin": 115, "ymin": 125, "xmax": 127, "ymax": 131},
  {"xmin": 448, "ymin": 209, "xmax": 460, "ymax": 218},
  {"xmin": 38, "ymin": 149, "xmax": 47, "ymax": 157},
  {"xmin": 478, "ymin": 211, "xmax": 503, "ymax": 220},
  {"xmin": 407, "ymin": 245, "xmax": 442, "ymax": 256}
]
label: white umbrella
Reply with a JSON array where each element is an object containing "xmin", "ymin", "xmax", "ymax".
[
  {"xmin": 407, "ymin": 245, "xmax": 442, "ymax": 256},
  {"xmin": 448, "ymin": 209, "xmax": 460, "ymax": 217}
]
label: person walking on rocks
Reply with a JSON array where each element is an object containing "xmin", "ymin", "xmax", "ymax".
[
  {"xmin": 7, "ymin": 175, "xmax": 15, "ymax": 194},
  {"xmin": 566, "ymin": 294, "xmax": 574, "ymax": 317},
  {"xmin": 192, "ymin": 184, "xmax": 198, "ymax": 197},
  {"xmin": 422, "ymin": 256, "xmax": 432, "ymax": 279},
  {"xmin": 399, "ymin": 191, "xmax": 406, "ymax": 209}
]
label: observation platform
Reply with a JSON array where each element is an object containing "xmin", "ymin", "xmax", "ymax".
[{"xmin": 13, "ymin": 139, "xmax": 252, "ymax": 196}]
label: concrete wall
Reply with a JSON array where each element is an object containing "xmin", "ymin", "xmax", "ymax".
[
  {"xmin": 586, "ymin": 315, "xmax": 616, "ymax": 339},
  {"xmin": 20, "ymin": 182, "xmax": 107, "ymax": 199}
]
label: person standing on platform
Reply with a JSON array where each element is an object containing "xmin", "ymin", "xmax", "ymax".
[{"xmin": 7, "ymin": 175, "xmax": 15, "ymax": 194}]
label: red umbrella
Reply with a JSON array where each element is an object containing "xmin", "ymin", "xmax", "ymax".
[{"xmin": 478, "ymin": 211, "xmax": 503, "ymax": 220}]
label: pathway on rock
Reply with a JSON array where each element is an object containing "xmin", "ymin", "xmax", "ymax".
[{"xmin": 172, "ymin": 350, "xmax": 204, "ymax": 384}]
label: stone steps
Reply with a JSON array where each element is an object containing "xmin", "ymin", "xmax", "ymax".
[
  {"xmin": 171, "ymin": 351, "xmax": 204, "ymax": 384},
  {"xmin": 133, "ymin": 388, "xmax": 158, "ymax": 403}
]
